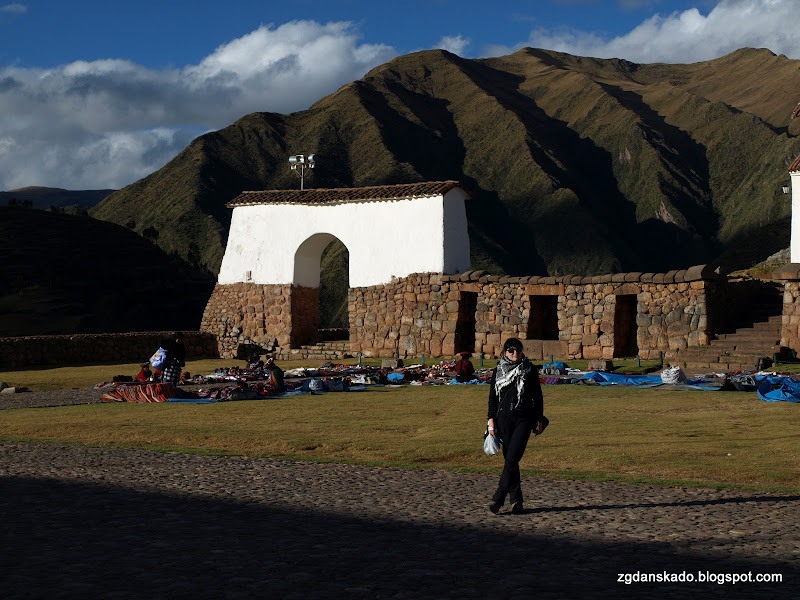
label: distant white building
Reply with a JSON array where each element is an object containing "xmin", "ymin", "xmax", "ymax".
[{"xmin": 217, "ymin": 181, "xmax": 471, "ymax": 288}]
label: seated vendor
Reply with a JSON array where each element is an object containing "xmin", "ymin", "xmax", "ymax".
[
  {"xmin": 265, "ymin": 358, "xmax": 286, "ymax": 393},
  {"xmin": 136, "ymin": 363, "xmax": 152, "ymax": 382},
  {"xmin": 453, "ymin": 351, "xmax": 476, "ymax": 383}
]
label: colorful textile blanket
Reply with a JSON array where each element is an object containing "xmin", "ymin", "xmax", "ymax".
[
  {"xmin": 101, "ymin": 382, "xmax": 198, "ymax": 403},
  {"xmin": 541, "ymin": 377, "xmax": 572, "ymax": 385}
]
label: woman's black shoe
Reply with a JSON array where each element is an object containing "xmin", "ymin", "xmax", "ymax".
[
  {"xmin": 488, "ymin": 501, "xmax": 501, "ymax": 514},
  {"xmin": 511, "ymin": 502, "xmax": 524, "ymax": 514}
]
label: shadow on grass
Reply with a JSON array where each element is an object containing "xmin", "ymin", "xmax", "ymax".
[{"xmin": 2, "ymin": 477, "xmax": 796, "ymax": 599}]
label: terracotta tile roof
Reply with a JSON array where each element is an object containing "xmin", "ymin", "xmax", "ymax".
[
  {"xmin": 789, "ymin": 154, "xmax": 800, "ymax": 173},
  {"xmin": 226, "ymin": 181, "xmax": 469, "ymax": 207}
]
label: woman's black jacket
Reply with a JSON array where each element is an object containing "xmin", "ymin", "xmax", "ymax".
[{"xmin": 487, "ymin": 363, "xmax": 544, "ymax": 423}]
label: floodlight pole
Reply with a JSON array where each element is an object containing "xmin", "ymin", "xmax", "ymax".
[{"xmin": 289, "ymin": 154, "xmax": 316, "ymax": 190}]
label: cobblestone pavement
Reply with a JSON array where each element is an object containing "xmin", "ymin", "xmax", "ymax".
[{"xmin": 1, "ymin": 440, "xmax": 798, "ymax": 600}]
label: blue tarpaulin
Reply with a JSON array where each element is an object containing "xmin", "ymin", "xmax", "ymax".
[
  {"xmin": 543, "ymin": 361, "xmax": 568, "ymax": 370},
  {"xmin": 166, "ymin": 397, "xmax": 219, "ymax": 403},
  {"xmin": 757, "ymin": 377, "xmax": 800, "ymax": 403},
  {"xmin": 578, "ymin": 372, "xmax": 664, "ymax": 386},
  {"xmin": 576, "ymin": 371, "xmax": 714, "ymax": 389}
]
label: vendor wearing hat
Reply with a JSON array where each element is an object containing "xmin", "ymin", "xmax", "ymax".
[{"xmin": 453, "ymin": 351, "xmax": 476, "ymax": 383}]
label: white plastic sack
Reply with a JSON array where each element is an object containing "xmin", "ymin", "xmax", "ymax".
[
  {"xmin": 483, "ymin": 434, "xmax": 500, "ymax": 455},
  {"xmin": 661, "ymin": 365, "xmax": 688, "ymax": 384}
]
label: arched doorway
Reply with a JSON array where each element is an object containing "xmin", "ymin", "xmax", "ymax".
[
  {"xmin": 292, "ymin": 233, "xmax": 350, "ymax": 345},
  {"xmin": 319, "ymin": 239, "xmax": 350, "ymax": 329}
]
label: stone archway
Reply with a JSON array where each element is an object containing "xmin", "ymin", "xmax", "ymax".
[{"xmin": 204, "ymin": 182, "xmax": 471, "ymax": 357}]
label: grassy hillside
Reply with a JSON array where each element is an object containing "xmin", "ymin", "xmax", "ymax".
[{"xmin": 0, "ymin": 208, "xmax": 215, "ymax": 336}]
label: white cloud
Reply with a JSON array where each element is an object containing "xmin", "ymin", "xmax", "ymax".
[
  {"xmin": 434, "ymin": 35, "xmax": 471, "ymax": 56},
  {"xmin": 0, "ymin": 3, "xmax": 26, "ymax": 14},
  {"xmin": 487, "ymin": 0, "xmax": 800, "ymax": 63},
  {"xmin": 6, "ymin": 3, "xmax": 799, "ymax": 192},
  {"xmin": 0, "ymin": 20, "xmax": 395, "ymax": 190}
]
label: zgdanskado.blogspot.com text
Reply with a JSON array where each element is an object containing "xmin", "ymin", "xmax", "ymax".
[{"xmin": 618, "ymin": 571, "xmax": 783, "ymax": 585}]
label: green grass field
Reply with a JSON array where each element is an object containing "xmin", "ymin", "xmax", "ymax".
[{"xmin": 1, "ymin": 361, "xmax": 798, "ymax": 493}]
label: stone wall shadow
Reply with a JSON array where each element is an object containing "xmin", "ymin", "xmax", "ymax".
[{"xmin": 2, "ymin": 476, "xmax": 796, "ymax": 599}]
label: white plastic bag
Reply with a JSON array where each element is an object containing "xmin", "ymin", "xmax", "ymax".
[
  {"xmin": 483, "ymin": 433, "xmax": 500, "ymax": 455},
  {"xmin": 660, "ymin": 365, "xmax": 688, "ymax": 384}
]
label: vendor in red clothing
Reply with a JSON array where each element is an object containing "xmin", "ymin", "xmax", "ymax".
[
  {"xmin": 135, "ymin": 363, "xmax": 152, "ymax": 382},
  {"xmin": 453, "ymin": 351, "xmax": 476, "ymax": 382}
]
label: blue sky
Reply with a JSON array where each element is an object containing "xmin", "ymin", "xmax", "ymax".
[{"xmin": 0, "ymin": 0, "xmax": 796, "ymax": 190}]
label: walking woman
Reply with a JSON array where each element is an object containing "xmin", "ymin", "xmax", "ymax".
[
  {"xmin": 487, "ymin": 338, "xmax": 546, "ymax": 514},
  {"xmin": 162, "ymin": 331, "xmax": 186, "ymax": 385}
]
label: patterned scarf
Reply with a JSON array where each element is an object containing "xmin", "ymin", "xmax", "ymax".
[{"xmin": 494, "ymin": 355, "xmax": 532, "ymax": 410}]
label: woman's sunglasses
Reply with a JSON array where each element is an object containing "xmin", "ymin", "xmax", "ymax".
[{"xmin": 506, "ymin": 348, "xmax": 522, "ymax": 355}]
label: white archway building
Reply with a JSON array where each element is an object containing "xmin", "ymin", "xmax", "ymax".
[{"xmin": 217, "ymin": 181, "xmax": 471, "ymax": 288}]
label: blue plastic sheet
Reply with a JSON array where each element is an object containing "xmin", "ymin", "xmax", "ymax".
[
  {"xmin": 757, "ymin": 377, "xmax": 800, "ymax": 403},
  {"xmin": 576, "ymin": 371, "xmax": 713, "ymax": 388},
  {"xmin": 543, "ymin": 361, "xmax": 567, "ymax": 370},
  {"xmin": 578, "ymin": 372, "xmax": 664, "ymax": 386},
  {"xmin": 166, "ymin": 397, "xmax": 219, "ymax": 403}
]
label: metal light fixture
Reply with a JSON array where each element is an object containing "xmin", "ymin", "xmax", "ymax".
[
  {"xmin": 783, "ymin": 185, "xmax": 790, "ymax": 195},
  {"xmin": 289, "ymin": 154, "xmax": 316, "ymax": 190}
]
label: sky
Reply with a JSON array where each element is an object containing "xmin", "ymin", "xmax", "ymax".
[{"xmin": 1, "ymin": 0, "xmax": 798, "ymax": 191}]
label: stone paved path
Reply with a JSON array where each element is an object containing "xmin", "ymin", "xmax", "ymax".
[{"xmin": 1, "ymin": 441, "xmax": 798, "ymax": 599}]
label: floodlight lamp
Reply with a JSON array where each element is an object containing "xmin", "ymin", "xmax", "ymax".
[
  {"xmin": 783, "ymin": 185, "xmax": 790, "ymax": 195},
  {"xmin": 308, "ymin": 154, "xmax": 316, "ymax": 164},
  {"xmin": 288, "ymin": 153, "xmax": 315, "ymax": 189}
]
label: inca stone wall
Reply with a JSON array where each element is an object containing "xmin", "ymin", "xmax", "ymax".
[
  {"xmin": 200, "ymin": 282, "xmax": 318, "ymax": 359},
  {"xmin": 347, "ymin": 264, "xmax": 719, "ymax": 360},
  {"xmin": 772, "ymin": 264, "xmax": 800, "ymax": 350},
  {"xmin": 782, "ymin": 281, "xmax": 800, "ymax": 350},
  {"xmin": 0, "ymin": 331, "xmax": 218, "ymax": 368}
]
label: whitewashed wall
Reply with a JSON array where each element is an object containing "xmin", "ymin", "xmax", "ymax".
[
  {"xmin": 217, "ymin": 188, "xmax": 470, "ymax": 288},
  {"xmin": 792, "ymin": 170, "xmax": 800, "ymax": 263}
]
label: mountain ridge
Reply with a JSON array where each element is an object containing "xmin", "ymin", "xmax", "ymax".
[{"xmin": 1, "ymin": 187, "xmax": 115, "ymax": 211}]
